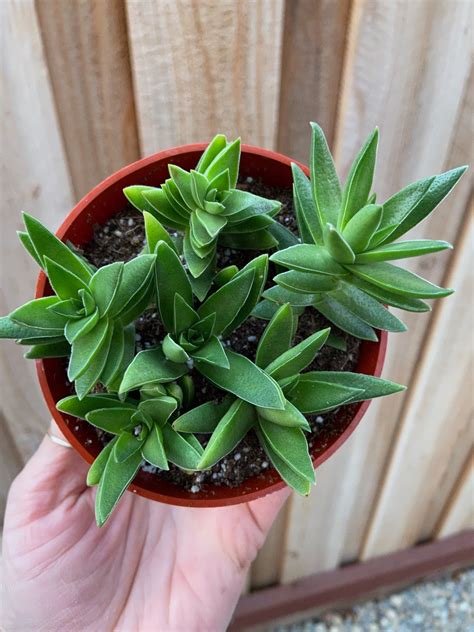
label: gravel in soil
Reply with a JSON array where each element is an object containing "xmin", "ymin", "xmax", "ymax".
[
  {"xmin": 76, "ymin": 179, "xmax": 362, "ymax": 493},
  {"xmin": 271, "ymin": 568, "xmax": 474, "ymax": 632}
]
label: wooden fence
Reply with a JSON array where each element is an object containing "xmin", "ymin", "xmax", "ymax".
[{"xmin": 1, "ymin": 0, "xmax": 472, "ymax": 590}]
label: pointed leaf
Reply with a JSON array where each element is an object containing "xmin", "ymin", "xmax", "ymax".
[
  {"xmin": 256, "ymin": 428, "xmax": 311, "ymax": 495},
  {"xmin": 339, "ymin": 128, "xmax": 378, "ymax": 228},
  {"xmin": 342, "ymin": 204, "xmax": 383, "ymax": 252},
  {"xmin": 265, "ymin": 328, "xmax": 330, "ymax": 380},
  {"xmin": 270, "ymin": 244, "xmax": 345, "ymax": 275},
  {"xmin": 347, "ymin": 262, "xmax": 454, "ymax": 298},
  {"xmin": 87, "ymin": 438, "xmax": 116, "ymax": 486},
  {"xmin": 218, "ymin": 230, "xmax": 278, "ymax": 251},
  {"xmin": 204, "ymin": 138, "xmax": 240, "ymax": 188},
  {"xmin": 24, "ymin": 339, "xmax": 70, "ymax": 359},
  {"xmin": 139, "ymin": 396, "xmax": 177, "ymax": 427},
  {"xmin": 100, "ymin": 325, "xmax": 125, "ymax": 387},
  {"xmin": 86, "ymin": 407, "xmax": 136, "ymax": 434},
  {"xmin": 196, "ymin": 349, "xmax": 285, "ymax": 410},
  {"xmin": 207, "ymin": 168, "xmax": 230, "ymax": 193},
  {"xmin": 198, "ymin": 269, "xmax": 254, "ymax": 335},
  {"xmin": 65, "ymin": 309, "xmax": 99, "ymax": 344},
  {"xmin": 110, "ymin": 255, "xmax": 155, "ymax": 319},
  {"xmin": 356, "ymin": 239, "xmax": 452, "ymax": 263},
  {"xmin": 10, "ymin": 297, "xmax": 68, "ymax": 331},
  {"xmin": 114, "ymin": 432, "xmax": 144, "ymax": 463},
  {"xmin": 291, "ymin": 162, "xmax": 323, "ymax": 243},
  {"xmin": 288, "ymin": 378, "xmax": 363, "ymax": 414},
  {"xmin": 174, "ymin": 292, "xmax": 199, "ymax": 333},
  {"xmin": 89, "ymin": 262, "xmax": 124, "ymax": 317},
  {"xmin": 119, "ymin": 348, "xmax": 188, "ymax": 394},
  {"xmin": 303, "ymin": 372, "xmax": 405, "ymax": 403},
  {"xmin": 142, "ymin": 425, "xmax": 168, "ymax": 469},
  {"xmin": 258, "ymin": 400, "xmax": 310, "ymax": 430},
  {"xmin": 168, "ymin": 164, "xmax": 196, "ymax": 209},
  {"xmin": 0, "ymin": 315, "xmax": 62, "ymax": 340},
  {"xmin": 192, "ymin": 335, "xmax": 229, "ymax": 368},
  {"xmin": 44, "ymin": 256, "xmax": 89, "ymax": 300},
  {"xmin": 17, "ymin": 230, "xmax": 43, "ymax": 267},
  {"xmin": 23, "ymin": 213, "xmax": 92, "ymax": 281},
  {"xmin": 274, "ymin": 270, "xmax": 338, "ymax": 294},
  {"xmin": 350, "ymin": 277, "xmax": 431, "ymax": 312},
  {"xmin": 127, "ymin": 185, "xmax": 187, "ymax": 230},
  {"xmin": 162, "ymin": 333, "xmax": 190, "ymax": 363},
  {"xmin": 323, "ymin": 223, "xmax": 355, "ymax": 264},
  {"xmin": 162, "ymin": 425, "xmax": 202, "ymax": 469},
  {"xmin": 172, "ymin": 399, "xmax": 231, "ymax": 433},
  {"xmin": 74, "ymin": 324, "xmax": 113, "ymax": 399},
  {"xmin": 197, "ymin": 399, "xmax": 257, "ymax": 469},
  {"xmin": 144, "ymin": 211, "xmax": 175, "ymax": 254},
  {"xmin": 255, "ymin": 303, "xmax": 294, "ymax": 368},
  {"xmin": 313, "ymin": 295, "xmax": 378, "ymax": 341},
  {"xmin": 48, "ymin": 298, "xmax": 82, "ymax": 318},
  {"xmin": 156, "ymin": 242, "xmax": 193, "ymax": 332},
  {"xmin": 190, "ymin": 170, "xmax": 209, "ymax": 207},
  {"xmin": 258, "ymin": 418, "xmax": 315, "ymax": 483},
  {"xmin": 263, "ymin": 285, "xmax": 316, "ymax": 307},
  {"xmin": 95, "ymin": 449, "xmax": 142, "ymax": 526},
  {"xmin": 196, "ymin": 134, "xmax": 228, "ymax": 173},
  {"xmin": 309, "ymin": 122, "xmax": 341, "ymax": 227}
]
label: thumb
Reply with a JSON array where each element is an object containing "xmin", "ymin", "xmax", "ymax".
[{"xmin": 7, "ymin": 420, "xmax": 89, "ymax": 523}]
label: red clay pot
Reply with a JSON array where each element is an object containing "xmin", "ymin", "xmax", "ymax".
[{"xmin": 35, "ymin": 144, "xmax": 387, "ymax": 508}]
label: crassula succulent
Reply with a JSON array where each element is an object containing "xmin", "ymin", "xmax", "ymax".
[
  {"xmin": 260, "ymin": 123, "xmax": 467, "ymax": 340},
  {"xmin": 0, "ymin": 125, "xmax": 465, "ymax": 525}
]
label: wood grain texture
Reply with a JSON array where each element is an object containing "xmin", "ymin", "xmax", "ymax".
[
  {"xmin": 126, "ymin": 0, "xmax": 284, "ymax": 154},
  {"xmin": 251, "ymin": 500, "xmax": 288, "ymax": 589},
  {"xmin": 436, "ymin": 452, "xmax": 474, "ymax": 538},
  {"xmin": 1, "ymin": 0, "xmax": 74, "ymax": 463},
  {"xmin": 276, "ymin": 0, "xmax": 350, "ymax": 161},
  {"xmin": 281, "ymin": 0, "xmax": 472, "ymax": 580},
  {"xmin": 362, "ymin": 209, "xmax": 473, "ymax": 556},
  {"xmin": 36, "ymin": 0, "xmax": 140, "ymax": 199}
]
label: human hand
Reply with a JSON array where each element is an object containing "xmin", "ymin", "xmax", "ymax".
[{"xmin": 2, "ymin": 423, "xmax": 289, "ymax": 631}]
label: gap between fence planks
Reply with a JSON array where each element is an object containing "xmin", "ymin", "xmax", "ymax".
[
  {"xmin": 276, "ymin": 0, "xmax": 351, "ymax": 162},
  {"xmin": 1, "ymin": 0, "xmax": 75, "ymax": 465},
  {"xmin": 280, "ymin": 0, "xmax": 472, "ymax": 581},
  {"xmin": 126, "ymin": 0, "xmax": 284, "ymax": 155},
  {"xmin": 436, "ymin": 451, "xmax": 474, "ymax": 538},
  {"xmin": 362, "ymin": 207, "xmax": 473, "ymax": 557},
  {"xmin": 36, "ymin": 0, "xmax": 140, "ymax": 200}
]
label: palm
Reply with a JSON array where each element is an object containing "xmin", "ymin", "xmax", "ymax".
[{"xmin": 2, "ymin": 435, "xmax": 288, "ymax": 631}]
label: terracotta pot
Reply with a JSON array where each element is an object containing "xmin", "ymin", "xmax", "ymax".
[{"xmin": 35, "ymin": 144, "xmax": 387, "ymax": 508}]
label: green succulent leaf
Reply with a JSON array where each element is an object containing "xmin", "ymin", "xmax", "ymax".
[
  {"xmin": 143, "ymin": 211, "xmax": 176, "ymax": 254},
  {"xmin": 375, "ymin": 167, "xmax": 467, "ymax": 245},
  {"xmin": 196, "ymin": 134, "xmax": 227, "ymax": 173},
  {"xmin": 139, "ymin": 396, "xmax": 178, "ymax": 427},
  {"xmin": 44, "ymin": 256, "xmax": 89, "ymax": 300},
  {"xmin": 221, "ymin": 254, "xmax": 269, "ymax": 336},
  {"xmin": 218, "ymin": 230, "xmax": 278, "ymax": 251},
  {"xmin": 196, "ymin": 349, "xmax": 285, "ymax": 410},
  {"xmin": 255, "ymin": 303, "xmax": 294, "ymax": 368},
  {"xmin": 309, "ymin": 122, "xmax": 341, "ymax": 228},
  {"xmin": 10, "ymin": 297, "xmax": 68, "ymax": 332},
  {"xmin": 355, "ymin": 239, "xmax": 452, "ymax": 263},
  {"xmin": 323, "ymin": 223, "xmax": 356, "ymax": 264},
  {"xmin": 89, "ymin": 262, "xmax": 124, "ymax": 317},
  {"xmin": 263, "ymin": 285, "xmax": 317, "ymax": 307},
  {"xmin": 64, "ymin": 309, "xmax": 99, "ymax": 344},
  {"xmin": 142, "ymin": 187, "xmax": 189, "ymax": 228},
  {"xmin": 74, "ymin": 324, "xmax": 113, "ymax": 399},
  {"xmin": 17, "ymin": 230, "xmax": 43, "ymax": 267},
  {"xmin": 221, "ymin": 189, "xmax": 281, "ymax": 221},
  {"xmin": 291, "ymin": 163, "xmax": 322, "ymax": 244},
  {"xmin": 342, "ymin": 204, "xmax": 383, "ymax": 252},
  {"xmin": 347, "ymin": 262, "xmax": 453, "ymax": 299},
  {"xmin": 57, "ymin": 393, "xmax": 133, "ymax": 418},
  {"xmin": 95, "ymin": 448, "xmax": 142, "ymax": 526},
  {"xmin": 162, "ymin": 334, "xmax": 190, "ymax": 363},
  {"xmin": 197, "ymin": 399, "xmax": 257, "ymax": 469},
  {"xmin": 86, "ymin": 407, "xmax": 136, "ymax": 434},
  {"xmin": 87, "ymin": 438, "xmax": 116, "ymax": 487},
  {"xmin": 313, "ymin": 296, "xmax": 378, "ymax": 341},
  {"xmin": 114, "ymin": 431, "xmax": 145, "ymax": 463},
  {"xmin": 172, "ymin": 399, "xmax": 231, "ymax": 433},
  {"xmin": 24, "ymin": 339, "xmax": 70, "ymax": 359},
  {"xmin": 183, "ymin": 229, "xmax": 215, "ymax": 278},
  {"xmin": 302, "ymin": 372, "xmax": 406, "ymax": 402},
  {"xmin": 161, "ymin": 425, "xmax": 202, "ymax": 470},
  {"xmin": 174, "ymin": 293, "xmax": 199, "ymax": 333},
  {"xmin": 330, "ymin": 283, "xmax": 407, "ymax": 332},
  {"xmin": 258, "ymin": 418, "xmax": 315, "ymax": 483},
  {"xmin": 274, "ymin": 269, "xmax": 338, "ymax": 294},
  {"xmin": 224, "ymin": 214, "xmax": 275, "ymax": 234},
  {"xmin": 110, "ymin": 255, "xmax": 156, "ymax": 323},
  {"xmin": 256, "ymin": 428, "xmax": 312, "ymax": 495},
  {"xmin": 191, "ymin": 335, "xmax": 229, "ymax": 368},
  {"xmin": 119, "ymin": 348, "xmax": 188, "ymax": 394},
  {"xmin": 203, "ymin": 138, "xmax": 240, "ymax": 188},
  {"xmin": 142, "ymin": 424, "xmax": 168, "ymax": 469},
  {"xmin": 258, "ymin": 400, "xmax": 310, "ymax": 431},
  {"xmin": 0, "ymin": 315, "xmax": 62, "ymax": 340},
  {"xmin": 68, "ymin": 317, "xmax": 110, "ymax": 381},
  {"xmin": 156, "ymin": 242, "xmax": 193, "ymax": 332},
  {"xmin": 339, "ymin": 128, "xmax": 378, "ymax": 228},
  {"xmin": 270, "ymin": 244, "xmax": 345, "ymax": 276},
  {"xmin": 198, "ymin": 268, "xmax": 254, "ymax": 335},
  {"xmin": 350, "ymin": 277, "xmax": 431, "ymax": 312},
  {"xmin": 48, "ymin": 298, "xmax": 82, "ymax": 318},
  {"xmin": 22, "ymin": 213, "xmax": 92, "ymax": 282},
  {"xmin": 287, "ymin": 378, "xmax": 363, "ymax": 414},
  {"xmin": 100, "ymin": 324, "xmax": 125, "ymax": 387},
  {"xmin": 265, "ymin": 327, "xmax": 330, "ymax": 380},
  {"xmin": 251, "ymin": 299, "xmax": 279, "ymax": 320}
]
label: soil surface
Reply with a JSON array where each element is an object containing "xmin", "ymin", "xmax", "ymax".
[{"xmin": 77, "ymin": 179, "xmax": 362, "ymax": 493}]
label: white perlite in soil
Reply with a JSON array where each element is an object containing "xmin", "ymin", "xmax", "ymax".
[{"xmin": 271, "ymin": 568, "xmax": 473, "ymax": 632}]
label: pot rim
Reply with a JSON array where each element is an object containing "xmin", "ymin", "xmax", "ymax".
[{"xmin": 34, "ymin": 143, "xmax": 388, "ymax": 508}]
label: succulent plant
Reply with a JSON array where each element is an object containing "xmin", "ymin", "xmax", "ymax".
[
  {"xmin": 57, "ymin": 390, "xmax": 203, "ymax": 525},
  {"xmin": 123, "ymin": 134, "xmax": 284, "ymax": 278},
  {"xmin": 173, "ymin": 303, "xmax": 405, "ymax": 494},
  {"xmin": 263, "ymin": 123, "xmax": 467, "ymax": 340},
  {"xmin": 0, "ymin": 214, "xmax": 155, "ymax": 398}
]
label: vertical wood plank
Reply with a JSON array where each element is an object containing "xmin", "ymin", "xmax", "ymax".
[
  {"xmin": 126, "ymin": 0, "xmax": 284, "ymax": 154},
  {"xmin": 363, "ymin": 209, "xmax": 473, "ymax": 556},
  {"xmin": 436, "ymin": 452, "xmax": 474, "ymax": 538},
  {"xmin": 0, "ymin": 0, "xmax": 74, "ymax": 463},
  {"xmin": 251, "ymin": 501, "xmax": 288, "ymax": 589},
  {"xmin": 276, "ymin": 0, "xmax": 351, "ymax": 161},
  {"xmin": 280, "ymin": 0, "xmax": 472, "ymax": 580},
  {"xmin": 36, "ymin": 0, "xmax": 140, "ymax": 199}
]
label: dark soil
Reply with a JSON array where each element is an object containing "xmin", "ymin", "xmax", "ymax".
[{"xmin": 76, "ymin": 178, "xmax": 362, "ymax": 494}]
